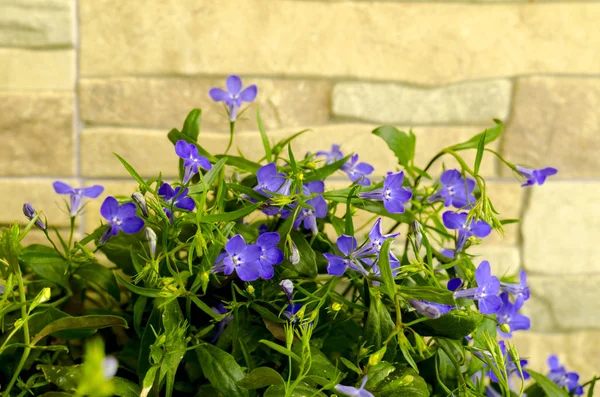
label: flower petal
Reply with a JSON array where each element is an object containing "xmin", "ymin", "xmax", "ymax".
[
  {"xmin": 384, "ymin": 171, "xmax": 405, "ymax": 189},
  {"xmin": 175, "ymin": 140, "xmax": 191, "ymax": 159},
  {"xmin": 236, "ymin": 262, "xmax": 259, "ymax": 282},
  {"xmin": 471, "ymin": 220, "xmax": 492, "ymax": 238},
  {"xmin": 175, "ymin": 197, "xmax": 195, "ymax": 211},
  {"xmin": 442, "ymin": 211, "xmax": 466, "ymax": 230},
  {"xmin": 384, "ymin": 198, "xmax": 405, "ymax": 214},
  {"xmin": 225, "ymin": 235, "xmax": 246, "ymax": 255},
  {"xmin": 158, "ymin": 183, "xmax": 175, "ymax": 200},
  {"xmin": 257, "ymin": 261, "xmax": 275, "ymax": 280},
  {"xmin": 475, "ymin": 260, "xmax": 492, "ymax": 285},
  {"xmin": 226, "ymin": 75, "xmax": 243, "ymax": 95},
  {"xmin": 120, "ymin": 216, "xmax": 144, "ymax": 234},
  {"xmin": 479, "ymin": 295, "xmax": 502, "ymax": 314},
  {"xmin": 304, "ymin": 180, "xmax": 325, "ymax": 194},
  {"xmin": 239, "ymin": 85, "xmax": 257, "ymax": 102},
  {"xmin": 241, "ymin": 244, "xmax": 262, "ymax": 263},
  {"xmin": 53, "ymin": 181, "xmax": 74, "ymax": 194},
  {"xmin": 337, "ymin": 235, "xmax": 357, "ymax": 256},
  {"xmin": 257, "ymin": 232, "xmax": 280, "ymax": 249},
  {"xmin": 100, "ymin": 196, "xmax": 119, "ymax": 220},
  {"xmin": 440, "ymin": 169, "xmax": 462, "ymax": 186},
  {"xmin": 209, "ymin": 87, "xmax": 230, "ymax": 102},
  {"xmin": 355, "ymin": 162, "xmax": 374, "ymax": 176},
  {"xmin": 117, "ymin": 202, "xmax": 138, "ymax": 219},
  {"xmin": 324, "ymin": 253, "xmax": 347, "ymax": 276},
  {"xmin": 81, "ymin": 185, "xmax": 104, "ymax": 198}
]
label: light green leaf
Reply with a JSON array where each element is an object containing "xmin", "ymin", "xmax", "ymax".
[
  {"xmin": 115, "ymin": 273, "xmax": 165, "ymax": 298},
  {"xmin": 31, "ymin": 315, "xmax": 128, "ymax": 345},
  {"xmin": 238, "ymin": 367, "xmax": 284, "ymax": 389},
  {"xmin": 372, "ymin": 125, "xmax": 416, "ymax": 167},
  {"xmin": 259, "ymin": 339, "xmax": 302, "ymax": 363},
  {"xmin": 288, "ymin": 231, "xmax": 317, "ymax": 277},
  {"xmin": 20, "ymin": 244, "xmax": 69, "ymax": 290},
  {"xmin": 114, "ymin": 153, "xmax": 148, "ymax": 189},
  {"xmin": 113, "ymin": 377, "xmax": 142, "ymax": 397},
  {"xmin": 181, "ymin": 108, "xmax": 201, "ymax": 142},
  {"xmin": 528, "ymin": 370, "xmax": 570, "ymax": 397},
  {"xmin": 378, "ymin": 238, "xmax": 396, "ymax": 301},
  {"xmin": 195, "ymin": 343, "xmax": 249, "ymax": 397},
  {"xmin": 199, "ymin": 203, "xmax": 261, "ymax": 223},
  {"xmin": 449, "ymin": 120, "xmax": 503, "ymax": 152},
  {"xmin": 256, "ymin": 107, "xmax": 272, "ymax": 162}
]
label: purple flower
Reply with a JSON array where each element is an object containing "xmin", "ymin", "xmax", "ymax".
[
  {"xmin": 210, "ymin": 303, "xmax": 233, "ymax": 343},
  {"xmin": 487, "ymin": 341, "xmax": 530, "ymax": 383},
  {"xmin": 516, "ymin": 166, "xmax": 558, "ymax": 187},
  {"xmin": 99, "ymin": 196, "xmax": 144, "ymax": 244},
  {"xmin": 442, "ymin": 211, "xmax": 492, "ymax": 252},
  {"xmin": 209, "ymin": 75, "xmax": 258, "ymax": 122},
  {"xmin": 335, "ymin": 376, "xmax": 374, "ymax": 397},
  {"xmin": 316, "ymin": 144, "xmax": 343, "ymax": 165},
  {"xmin": 447, "ymin": 277, "xmax": 462, "ymax": 292},
  {"xmin": 293, "ymin": 196, "xmax": 327, "ymax": 236},
  {"xmin": 359, "ymin": 171, "xmax": 412, "ymax": 214},
  {"xmin": 283, "ymin": 303, "xmax": 303, "ymax": 322},
  {"xmin": 253, "ymin": 163, "xmax": 291, "ymax": 197},
  {"xmin": 453, "ymin": 261, "xmax": 501, "ymax": 314},
  {"xmin": 101, "ymin": 356, "xmax": 118, "ymax": 380},
  {"xmin": 409, "ymin": 300, "xmax": 454, "ymax": 319},
  {"xmin": 324, "ymin": 235, "xmax": 369, "ymax": 276},
  {"xmin": 500, "ymin": 270, "xmax": 530, "ymax": 301},
  {"xmin": 496, "ymin": 293, "xmax": 530, "ymax": 338},
  {"xmin": 174, "ymin": 140, "xmax": 212, "ymax": 184},
  {"xmin": 22, "ymin": 203, "xmax": 46, "ymax": 230},
  {"xmin": 212, "ymin": 235, "xmax": 261, "ymax": 282},
  {"xmin": 427, "ymin": 169, "xmax": 476, "ymax": 209},
  {"xmin": 280, "ymin": 279, "xmax": 293, "ymax": 303},
  {"xmin": 547, "ymin": 355, "xmax": 583, "ymax": 395},
  {"xmin": 53, "ymin": 181, "xmax": 104, "ymax": 216},
  {"xmin": 158, "ymin": 183, "xmax": 195, "ymax": 211},
  {"xmin": 368, "ymin": 218, "xmax": 401, "ymax": 252},
  {"xmin": 255, "ymin": 232, "xmax": 284, "ymax": 279},
  {"xmin": 131, "ymin": 192, "xmax": 148, "ymax": 217},
  {"xmin": 258, "ymin": 224, "xmax": 269, "ymax": 235},
  {"xmin": 341, "ymin": 154, "xmax": 374, "ymax": 186},
  {"xmin": 441, "ymin": 249, "xmax": 455, "ymax": 259}
]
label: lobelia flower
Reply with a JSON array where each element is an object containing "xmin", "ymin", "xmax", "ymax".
[
  {"xmin": 442, "ymin": 211, "xmax": 492, "ymax": 252},
  {"xmin": 335, "ymin": 376, "xmax": 374, "ymax": 397},
  {"xmin": 316, "ymin": 144, "xmax": 343, "ymax": 165},
  {"xmin": 22, "ymin": 203, "xmax": 46, "ymax": 230},
  {"xmin": 500, "ymin": 270, "xmax": 530, "ymax": 301},
  {"xmin": 409, "ymin": 300, "xmax": 454, "ymax": 319},
  {"xmin": 210, "ymin": 303, "xmax": 233, "ymax": 343},
  {"xmin": 144, "ymin": 227, "xmax": 157, "ymax": 259},
  {"xmin": 324, "ymin": 235, "xmax": 370, "ymax": 276},
  {"xmin": 101, "ymin": 356, "xmax": 118, "ymax": 380},
  {"xmin": 341, "ymin": 154, "xmax": 374, "ymax": 186},
  {"xmin": 293, "ymin": 183, "xmax": 328, "ymax": 236},
  {"xmin": 516, "ymin": 166, "xmax": 558, "ymax": 187},
  {"xmin": 158, "ymin": 183, "xmax": 195, "ymax": 211},
  {"xmin": 131, "ymin": 192, "xmax": 148, "ymax": 217},
  {"xmin": 174, "ymin": 140, "xmax": 212, "ymax": 184},
  {"xmin": 258, "ymin": 223, "xmax": 269, "ymax": 235},
  {"xmin": 253, "ymin": 163, "xmax": 291, "ymax": 197},
  {"xmin": 99, "ymin": 196, "xmax": 145, "ymax": 244},
  {"xmin": 453, "ymin": 261, "xmax": 502, "ymax": 314},
  {"xmin": 283, "ymin": 303, "xmax": 303, "ymax": 322},
  {"xmin": 53, "ymin": 181, "xmax": 104, "ymax": 217},
  {"xmin": 447, "ymin": 277, "xmax": 462, "ymax": 292},
  {"xmin": 279, "ymin": 279, "xmax": 294, "ymax": 303},
  {"xmin": 359, "ymin": 171, "xmax": 412, "ymax": 214},
  {"xmin": 209, "ymin": 75, "xmax": 258, "ymax": 122},
  {"xmin": 411, "ymin": 220, "xmax": 423, "ymax": 251},
  {"xmin": 255, "ymin": 232, "xmax": 284, "ymax": 279},
  {"xmin": 427, "ymin": 169, "xmax": 476, "ymax": 209},
  {"xmin": 212, "ymin": 235, "xmax": 262, "ymax": 282},
  {"xmin": 288, "ymin": 240, "xmax": 300, "ymax": 265},
  {"xmin": 496, "ymin": 292, "xmax": 531, "ymax": 338},
  {"xmin": 547, "ymin": 355, "xmax": 584, "ymax": 395}
]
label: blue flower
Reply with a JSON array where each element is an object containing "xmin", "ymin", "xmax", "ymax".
[
  {"xmin": 496, "ymin": 293, "xmax": 530, "ymax": 338},
  {"xmin": 209, "ymin": 75, "xmax": 258, "ymax": 122},
  {"xmin": 158, "ymin": 183, "xmax": 196, "ymax": 212},
  {"xmin": 279, "ymin": 279, "xmax": 293, "ymax": 303},
  {"xmin": 442, "ymin": 211, "xmax": 492, "ymax": 252},
  {"xmin": 324, "ymin": 235, "xmax": 369, "ymax": 276},
  {"xmin": 366, "ymin": 218, "xmax": 401, "ymax": 253},
  {"xmin": 174, "ymin": 140, "xmax": 212, "ymax": 184},
  {"xmin": 359, "ymin": 171, "xmax": 412, "ymax": 213},
  {"xmin": 427, "ymin": 169, "xmax": 476, "ymax": 209},
  {"xmin": 316, "ymin": 144, "xmax": 343, "ymax": 165},
  {"xmin": 212, "ymin": 235, "xmax": 262, "ymax": 282},
  {"xmin": 283, "ymin": 303, "xmax": 303, "ymax": 322},
  {"xmin": 447, "ymin": 277, "xmax": 462, "ymax": 292},
  {"xmin": 258, "ymin": 224, "xmax": 269, "ymax": 235},
  {"xmin": 293, "ymin": 196, "xmax": 327, "ymax": 236},
  {"xmin": 99, "ymin": 197, "xmax": 145, "ymax": 244},
  {"xmin": 253, "ymin": 163, "xmax": 291, "ymax": 197},
  {"xmin": 22, "ymin": 203, "xmax": 46, "ymax": 231},
  {"xmin": 210, "ymin": 303, "xmax": 233, "ymax": 343},
  {"xmin": 441, "ymin": 249, "xmax": 455, "ymax": 259},
  {"xmin": 255, "ymin": 232, "xmax": 284, "ymax": 279},
  {"xmin": 516, "ymin": 166, "xmax": 557, "ymax": 187},
  {"xmin": 335, "ymin": 376, "xmax": 374, "ymax": 397},
  {"xmin": 547, "ymin": 355, "xmax": 584, "ymax": 395},
  {"xmin": 409, "ymin": 300, "xmax": 454, "ymax": 319},
  {"xmin": 53, "ymin": 181, "xmax": 104, "ymax": 216},
  {"xmin": 500, "ymin": 270, "xmax": 530, "ymax": 301},
  {"xmin": 342, "ymin": 154, "xmax": 374, "ymax": 186},
  {"xmin": 453, "ymin": 261, "xmax": 502, "ymax": 314}
]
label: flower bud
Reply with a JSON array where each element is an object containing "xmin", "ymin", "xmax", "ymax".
[
  {"xmin": 23, "ymin": 203, "xmax": 46, "ymax": 230},
  {"xmin": 331, "ymin": 302, "xmax": 343, "ymax": 312},
  {"xmin": 0, "ymin": 285, "xmax": 5, "ymax": 295},
  {"xmin": 369, "ymin": 347, "xmax": 386, "ymax": 366},
  {"xmin": 131, "ymin": 192, "xmax": 148, "ymax": 217},
  {"xmin": 411, "ymin": 220, "xmax": 422, "ymax": 251},
  {"xmin": 288, "ymin": 242, "xmax": 300, "ymax": 265},
  {"xmin": 201, "ymin": 271, "xmax": 210, "ymax": 282},
  {"xmin": 102, "ymin": 356, "xmax": 118, "ymax": 379},
  {"xmin": 144, "ymin": 227, "xmax": 157, "ymax": 258},
  {"xmin": 500, "ymin": 323, "xmax": 511, "ymax": 334},
  {"xmin": 246, "ymin": 285, "xmax": 255, "ymax": 295},
  {"xmin": 279, "ymin": 279, "xmax": 294, "ymax": 303}
]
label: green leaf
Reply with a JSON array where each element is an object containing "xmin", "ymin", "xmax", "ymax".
[
  {"xmin": 416, "ymin": 310, "xmax": 483, "ymax": 339},
  {"xmin": 271, "ymin": 129, "xmax": 310, "ymax": 155},
  {"xmin": 31, "ymin": 315, "xmax": 128, "ymax": 345},
  {"xmin": 338, "ymin": 357, "xmax": 361, "ymax": 375},
  {"xmin": 20, "ymin": 244, "xmax": 69, "ymax": 290},
  {"xmin": 115, "ymin": 273, "xmax": 165, "ymax": 298},
  {"xmin": 528, "ymin": 370, "xmax": 571, "ymax": 397},
  {"xmin": 167, "ymin": 129, "xmax": 216, "ymax": 161},
  {"xmin": 259, "ymin": 340, "xmax": 302, "ymax": 363},
  {"xmin": 74, "ymin": 261, "xmax": 120, "ymax": 301},
  {"xmin": 191, "ymin": 296, "xmax": 225, "ymax": 320},
  {"xmin": 378, "ymin": 238, "xmax": 396, "ymax": 300},
  {"xmin": 304, "ymin": 155, "xmax": 351, "ymax": 182},
  {"xmin": 256, "ymin": 107, "xmax": 272, "ymax": 162},
  {"xmin": 113, "ymin": 377, "xmax": 142, "ymax": 397},
  {"xmin": 114, "ymin": 153, "xmax": 148, "ymax": 189},
  {"xmin": 161, "ymin": 300, "xmax": 187, "ymax": 397},
  {"xmin": 288, "ymin": 231, "xmax": 317, "ymax": 277},
  {"xmin": 216, "ymin": 154, "xmax": 261, "ymax": 174},
  {"xmin": 474, "ymin": 130, "xmax": 487, "ymax": 175},
  {"xmin": 398, "ymin": 286, "xmax": 456, "ymax": 305},
  {"xmin": 292, "ymin": 345, "xmax": 341, "ymax": 383},
  {"xmin": 133, "ymin": 296, "xmax": 147, "ymax": 337},
  {"xmin": 366, "ymin": 363, "xmax": 430, "ymax": 397},
  {"xmin": 195, "ymin": 343, "xmax": 249, "ymax": 397},
  {"xmin": 449, "ymin": 120, "xmax": 503, "ymax": 152},
  {"xmin": 364, "ymin": 294, "xmax": 395, "ymax": 359},
  {"xmin": 372, "ymin": 125, "xmax": 416, "ymax": 167},
  {"xmin": 264, "ymin": 382, "xmax": 327, "ymax": 397},
  {"xmin": 98, "ymin": 232, "xmax": 144, "ymax": 275},
  {"xmin": 38, "ymin": 364, "xmax": 81, "ymax": 392},
  {"xmin": 238, "ymin": 367, "xmax": 284, "ymax": 389},
  {"xmin": 199, "ymin": 203, "xmax": 261, "ymax": 223},
  {"xmin": 182, "ymin": 109, "xmax": 201, "ymax": 142},
  {"xmin": 251, "ymin": 303, "xmax": 286, "ymax": 324},
  {"xmin": 39, "ymin": 393, "xmax": 74, "ymax": 397}
]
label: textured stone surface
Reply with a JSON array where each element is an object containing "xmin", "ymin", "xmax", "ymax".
[
  {"xmin": 81, "ymin": 1, "xmax": 600, "ymax": 84},
  {"xmin": 332, "ymin": 80, "xmax": 512, "ymax": 124},
  {"xmin": 83, "ymin": 181, "xmax": 139, "ymax": 233},
  {"xmin": 0, "ymin": 0, "xmax": 74, "ymax": 47},
  {"xmin": 502, "ymin": 77, "xmax": 600, "ymax": 177},
  {"xmin": 523, "ymin": 182, "xmax": 600, "ymax": 275},
  {"xmin": 0, "ymin": 179, "xmax": 77, "ymax": 228},
  {"xmin": 524, "ymin": 275, "xmax": 600, "ymax": 331},
  {"xmin": 512, "ymin": 331, "xmax": 600, "ymax": 385},
  {"xmin": 0, "ymin": 93, "xmax": 74, "ymax": 176},
  {"xmin": 0, "ymin": 49, "xmax": 75, "ymax": 90},
  {"xmin": 79, "ymin": 77, "xmax": 331, "ymax": 131},
  {"xmin": 470, "ymin": 245, "xmax": 520, "ymax": 277},
  {"xmin": 483, "ymin": 181, "xmax": 524, "ymax": 245}
]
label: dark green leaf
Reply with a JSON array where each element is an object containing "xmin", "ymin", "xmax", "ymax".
[
  {"xmin": 338, "ymin": 357, "xmax": 361, "ymax": 375},
  {"xmin": 38, "ymin": 364, "xmax": 81, "ymax": 392},
  {"xmin": 474, "ymin": 130, "xmax": 487, "ymax": 175},
  {"xmin": 238, "ymin": 367, "xmax": 284, "ymax": 389},
  {"xmin": 39, "ymin": 393, "xmax": 74, "ymax": 397},
  {"xmin": 199, "ymin": 203, "xmax": 261, "ymax": 223},
  {"xmin": 20, "ymin": 244, "xmax": 69, "ymax": 290},
  {"xmin": 528, "ymin": 370, "xmax": 571, "ymax": 397},
  {"xmin": 74, "ymin": 261, "xmax": 120, "ymax": 301},
  {"xmin": 137, "ymin": 304, "xmax": 161, "ymax": 378},
  {"xmin": 181, "ymin": 109, "xmax": 201, "ymax": 142},
  {"xmin": 191, "ymin": 296, "xmax": 225, "ymax": 320},
  {"xmin": 264, "ymin": 382, "xmax": 327, "ymax": 397},
  {"xmin": 416, "ymin": 310, "xmax": 483, "ymax": 339},
  {"xmin": 195, "ymin": 343, "xmax": 249, "ymax": 397},
  {"xmin": 99, "ymin": 232, "xmax": 144, "ymax": 275},
  {"xmin": 113, "ymin": 377, "xmax": 142, "ymax": 397},
  {"xmin": 372, "ymin": 125, "xmax": 416, "ymax": 167},
  {"xmin": 288, "ymin": 231, "xmax": 317, "ymax": 277},
  {"xmin": 115, "ymin": 273, "xmax": 165, "ymax": 298},
  {"xmin": 398, "ymin": 286, "xmax": 456, "ymax": 305},
  {"xmin": 31, "ymin": 315, "xmax": 128, "ymax": 345},
  {"xmin": 364, "ymin": 294, "xmax": 395, "ymax": 359},
  {"xmin": 378, "ymin": 238, "xmax": 396, "ymax": 300},
  {"xmin": 449, "ymin": 120, "xmax": 503, "ymax": 152},
  {"xmin": 256, "ymin": 107, "xmax": 272, "ymax": 162},
  {"xmin": 259, "ymin": 340, "xmax": 302, "ymax": 363},
  {"xmin": 161, "ymin": 300, "xmax": 186, "ymax": 397},
  {"xmin": 366, "ymin": 363, "xmax": 430, "ymax": 397},
  {"xmin": 304, "ymin": 155, "xmax": 351, "ymax": 182},
  {"xmin": 133, "ymin": 296, "xmax": 147, "ymax": 337},
  {"xmin": 292, "ymin": 345, "xmax": 341, "ymax": 383},
  {"xmin": 251, "ymin": 303, "xmax": 286, "ymax": 324}
]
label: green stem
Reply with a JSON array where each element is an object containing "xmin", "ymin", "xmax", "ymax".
[
  {"xmin": 67, "ymin": 216, "xmax": 75, "ymax": 254},
  {"xmin": 225, "ymin": 121, "xmax": 235, "ymax": 154}
]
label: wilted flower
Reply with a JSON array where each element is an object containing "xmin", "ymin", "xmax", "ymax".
[
  {"xmin": 131, "ymin": 192, "xmax": 148, "ymax": 217},
  {"xmin": 516, "ymin": 166, "xmax": 558, "ymax": 187},
  {"xmin": 427, "ymin": 169, "xmax": 476, "ymax": 209},
  {"xmin": 212, "ymin": 235, "xmax": 261, "ymax": 282},
  {"xmin": 255, "ymin": 232, "xmax": 284, "ymax": 279},
  {"xmin": 174, "ymin": 140, "xmax": 212, "ymax": 184},
  {"xmin": 409, "ymin": 300, "xmax": 454, "ymax": 319},
  {"xmin": 101, "ymin": 356, "xmax": 118, "ymax": 380},
  {"xmin": 210, "ymin": 303, "xmax": 233, "ymax": 343},
  {"xmin": 209, "ymin": 75, "xmax": 258, "ymax": 122},
  {"xmin": 335, "ymin": 375, "xmax": 374, "ymax": 397},
  {"xmin": 144, "ymin": 227, "xmax": 157, "ymax": 259},
  {"xmin": 442, "ymin": 211, "xmax": 491, "ymax": 252},
  {"xmin": 288, "ymin": 241, "xmax": 300, "ymax": 265},
  {"xmin": 316, "ymin": 144, "xmax": 343, "ymax": 165},
  {"xmin": 22, "ymin": 203, "xmax": 46, "ymax": 230},
  {"xmin": 342, "ymin": 154, "xmax": 374, "ymax": 186},
  {"xmin": 99, "ymin": 196, "xmax": 144, "ymax": 244},
  {"xmin": 53, "ymin": 181, "xmax": 104, "ymax": 216},
  {"xmin": 279, "ymin": 279, "xmax": 293, "ymax": 303},
  {"xmin": 453, "ymin": 261, "xmax": 501, "ymax": 314},
  {"xmin": 547, "ymin": 355, "xmax": 583, "ymax": 395},
  {"xmin": 496, "ymin": 293, "xmax": 530, "ymax": 338},
  {"xmin": 359, "ymin": 171, "xmax": 412, "ymax": 213}
]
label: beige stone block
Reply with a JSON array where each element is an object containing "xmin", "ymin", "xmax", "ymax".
[
  {"xmin": 0, "ymin": 49, "xmax": 75, "ymax": 90},
  {"xmin": 79, "ymin": 77, "xmax": 331, "ymax": 131},
  {"xmin": 19, "ymin": 228, "xmax": 72, "ymax": 247},
  {"xmin": 469, "ymin": 244, "xmax": 520, "ymax": 278},
  {"xmin": 333, "ymin": 80, "xmax": 512, "ymax": 124},
  {"xmin": 512, "ymin": 331, "xmax": 600, "ymax": 384},
  {"xmin": 0, "ymin": 178, "xmax": 77, "ymax": 228},
  {"xmin": 483, "ymin": 181, "xmax": 524, "ymax": 245},
  {"xmin": 0, "ymin": 0, "xmax": 75, "ymax": 47},
  {"xmin": 0, "ymin": 92, "xmax": 74, "ymax": 176},
  {"xmin": 502, "ymin": 77, "xmax": 600, "ymax": 178},
  {"xmin": 523, "ymin": 182, "xmax": 600, "ymax": 274},
  {"xmin": 81, "ymin": 1, "xmax": 600, "ymax": 84},
  {"xmin": 83, "ymin": 181, "xmax": 139, "ymax": 234},
  {"xmin": 524, "ymin": 275, "xmax": 600, "ymax": 331}
]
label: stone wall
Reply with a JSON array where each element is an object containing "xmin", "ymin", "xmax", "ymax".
[{"xmin": 1, "ymin": 0, "xmax": 599, "ymax": 382}]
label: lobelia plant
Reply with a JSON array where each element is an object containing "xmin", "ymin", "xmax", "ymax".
[{"xmin": 0, "ymin": 74, "xmax": 596, "ymax": 397}]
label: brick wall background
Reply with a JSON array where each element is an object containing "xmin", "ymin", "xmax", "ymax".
[{"xmin": 1, "ymin": 0, "xmax": 599, "ymax": 381}]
